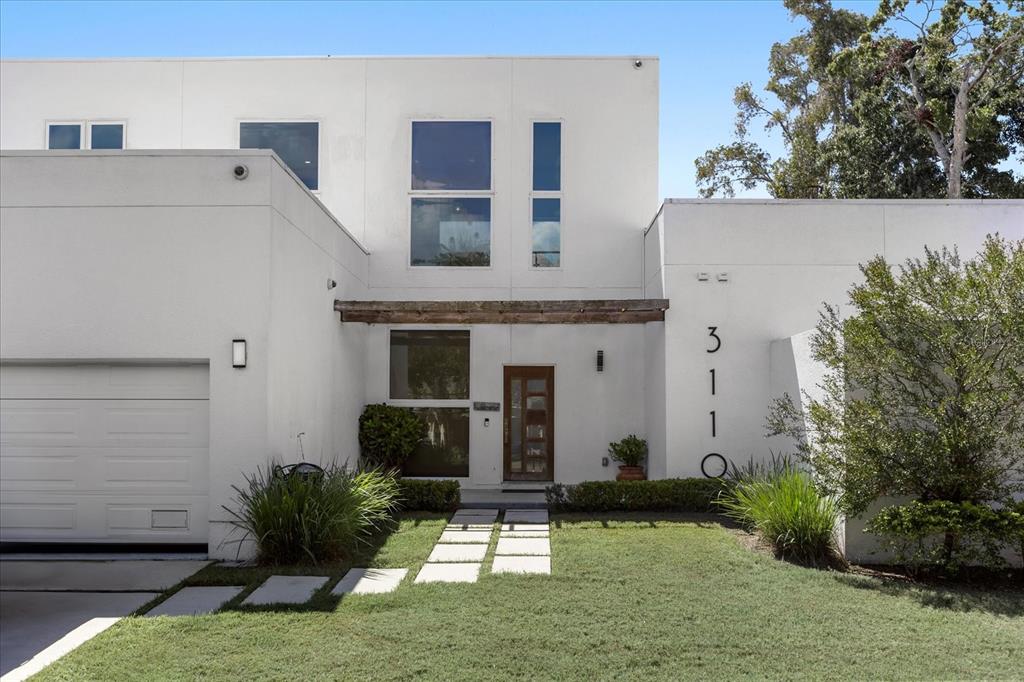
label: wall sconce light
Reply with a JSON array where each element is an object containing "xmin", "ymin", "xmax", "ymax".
[
  {"xmin": 596, "ymin": 350, "xmax": 605, "ymax": 372},
  {"xmin": 232, "ymin": 339, "xmax": 247, "ymax": 368}
]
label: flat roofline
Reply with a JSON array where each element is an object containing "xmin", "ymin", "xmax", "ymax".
[
  {"xmin": 0, "ymin": 55, "xmax": 659, "ymax": 64},
  {"xmin": 0, "ymin": 149, "xmax": 370, "ymax": 255}
]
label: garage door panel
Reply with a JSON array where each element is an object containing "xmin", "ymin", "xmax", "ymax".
[
  {"xmin": 0, "ymin": 494, "xmax": 208, "ymax": 541},
  {"xmin": 0, "ymin": 363, "xmax": 209, "ymax": 544},
  {"xmin": 0, "ymin": 363, "xmax": 209, "ymax": 399}
]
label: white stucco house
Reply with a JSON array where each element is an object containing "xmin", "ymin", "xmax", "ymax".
[{"xmin": 1, "ymin": 56, "xmax": 1021, "ymax": 560}]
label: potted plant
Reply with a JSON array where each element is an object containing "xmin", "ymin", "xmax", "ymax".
[{"xmin": 609, "ymin": 435, "xmax": 647, "ymax": 481}]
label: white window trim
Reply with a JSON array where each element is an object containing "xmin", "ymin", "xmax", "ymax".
[
  {"xmin": 45, "ymin": 121, "xmax": 84, "ymax": 149},
  {"xmin": 529, "ymin": 119, "xmax": 564, "ymax": 270},
  {"xmin": 386, "ymin": 327, "xmax": 472, "ymax": 479},
  {"xmin": 408, "ymin": 119, "xmax": 495, "ymax": 269},
  {"xmin": 237, "ymin": 119, "xmax": 322, "ymax": 193},
  {"xmin": 86, "ymin": 120, "xmax": 127, "ymax": 150}
]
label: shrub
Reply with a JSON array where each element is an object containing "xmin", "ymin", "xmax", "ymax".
[
  {"xmin": 608, "ymin": 435, "xmax": 648, "ymax": 467},
  {"xmin": 358, "ymin": 403, "xmax": 426, "ymax": 469},
  {"xmin": 223, "ymin": 463, "xmax": 400, "ymax": 565},
  {"xmin": 545, "ymin": 478, "xmax": 727, "ymax": 513},
  {"xmin": 715, "ymin": 469, "xmax": 841, "ymax": 565},
  {"xmin": 397, "ymin": 478, "xmax": 461, "ymax": 512},
  {"xmin": 866, "ymin": 500, "xmax": 1024, "ymax": 573}
]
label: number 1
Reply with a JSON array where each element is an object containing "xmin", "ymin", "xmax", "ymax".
[
  {"xmin": 710, "ymin": 410, "xmax": 716, "ymax": 437},
  {"xmin": 710, "ymin": 368, "xmax": 716, "ymax": 395}
]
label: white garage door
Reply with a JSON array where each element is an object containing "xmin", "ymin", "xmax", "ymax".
[{"xmin": 0, "ymin": 364, "xmax": 209, "ymax": 544}]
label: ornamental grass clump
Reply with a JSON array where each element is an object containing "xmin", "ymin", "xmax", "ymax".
[
  {"xmin": 716, "ymin": 465, "xmax": 841, "ymax": 566},
  {"xmin": 224, "ymin": 463, "xmax": 400, "ymax": 565}
]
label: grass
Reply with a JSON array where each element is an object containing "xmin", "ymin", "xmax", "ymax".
[{"xmin": 34, "ymin": 513, "xmax": 1024, "ymax": 681}]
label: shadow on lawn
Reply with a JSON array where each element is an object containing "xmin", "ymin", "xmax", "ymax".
[
  {"xmin": 829, "ymin": 571, "xmax": 1024, "ymax": 617},
  {"xmin": 551, "ymin": 511, "xmax": 735, "ymax": 530}
]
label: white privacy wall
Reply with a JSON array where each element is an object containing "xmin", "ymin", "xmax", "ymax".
[
  {"xmin": 0, "ymin": 56, "xmax": 659, "ymax": 299},
  {"xmin": 0, "ymin": 151, "xmax": 369, "ymax": 557},
  {"xmin": 652, "ymin": 199, "xmax": 1024, "ymax": 478}
]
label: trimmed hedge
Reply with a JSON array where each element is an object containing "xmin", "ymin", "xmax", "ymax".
[
  {"xmin": 397, "ymin": 479, "xmax": 461, "ymax": 512},
  {"xmin": 545, "ymin": 478, "xmax": 729, "ymax": 513}
]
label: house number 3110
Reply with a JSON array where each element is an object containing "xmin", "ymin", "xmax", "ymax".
[{"xmin": 701, "ymin": 326, "xmax": 727, "ymax": 478}]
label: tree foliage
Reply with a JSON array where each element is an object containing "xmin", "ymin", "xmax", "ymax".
[
  {"xmin": 767, "ymin": 234, "xmax": 1024, "ymax": 517},
  {"xmin": 696, "ymin": 0, "xmax": 1024, "ymax": 199}
]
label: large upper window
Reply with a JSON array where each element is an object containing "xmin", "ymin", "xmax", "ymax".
[
  {"xmin": 389, "ymin": 330, "xmax": 470, "ymax": 477},
  {"xmin": 531, "ymin": 122, "xmax": 562, "ymax": 267},
  {"xmin": 47, "ymin": 122, "xmax": 124, "ymax": 150},
  {"xmin": 240, "ymin": 121, "xmax": 319, "ymax": 190},
  {"xmin": 410, "ymin": 121, "xmax": 492, "ymax": 267}
]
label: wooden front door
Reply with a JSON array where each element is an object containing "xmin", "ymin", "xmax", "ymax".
[{"xmin": 503, "ymin": 366, "xmax": 554, "ymax": 481}]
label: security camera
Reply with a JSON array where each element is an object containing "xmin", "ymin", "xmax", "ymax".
[
  {"xmin": 233, "ymin": 164, "xmax": 249, "ymax": 180},
  {"xmin": 633, "ymin": 59, "xmax": 644, "ymax": 69}
]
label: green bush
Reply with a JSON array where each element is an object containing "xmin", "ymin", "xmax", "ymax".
[
  {"xmin": 867, "ymin": 500, "xmax": 1024, "ymax": 572},
  {"xmin": 358, "ymin": 403, "xmax": 426, "ymax": 469},
  {"xmin": 397, "ymin": 478, "xmax": 461, "ymax": 512},
  {"xmin": 223, "ymin": 464, "xmax": 400, "ymax": 565},
  {"xmin": 545, "ymin": 478, "xmax": 727, "ymax": 513},
  {"xmin": 608, "ymin": 435, "xmax": 648, "ymax": 467},
  {"xmin": 715, "ymin": 469, "xmax": 841, "ymax": 565}
]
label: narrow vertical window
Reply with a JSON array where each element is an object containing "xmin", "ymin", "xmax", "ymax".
[
  {"xmin": 531, "ymin": 122, "xmax": 561, "ymax": 267},
  {"xmin": 47, "ymin": 124, "xmax": 82, "ymax": 149}
]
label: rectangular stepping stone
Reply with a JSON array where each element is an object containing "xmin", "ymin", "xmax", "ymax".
[
  {"xmin": 495, "ymin": 537, "xmax": 551, "ymax": 556},
  {"xmin": 450, "ymin": 512, "xmax": 497, "ymax": 523},
  {"xmin": 332, "ymin": 568, "xmax": 407, "ymax": 595},
  {"xmin": 446, "ymin": 523, "xmax": 493, "ymax": 531},
  {"xmin": 455, "ymin": 508, "xmax": 498, "ymax": 514},
  {"xmin": 438, "ymin": 530, "xmax": 492, "ymax": 544},
  {"xmin": 414, "ymin": 562, "xmax": 481, "ymax": 584},
  {"xmin": 427, "ymin": 544, "xmax": 488, "ymax": 563},
  {"xmin": 493, "ymin": 555, "xmax": 551, "ymax": 575},
  {"xmin": 503, "ymin": 509, "xmax": 549, "ymax": 524},
  {"xmin": 499, "ymin": 530, "xmax": 550, "ymax": 538},
  {"xmin": 501, "ymin": 523, "xmax": 549, "ymax": 532},
  {"xmin": 242, "ymin": 575, "xmax": 329, "ymax": 605},
  {"xmin": 146, "ymin": 586, "xmax": 243, "ymax": 617}
]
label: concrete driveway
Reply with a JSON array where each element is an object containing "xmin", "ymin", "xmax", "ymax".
[{"xmin": 0, "ymin": 558, "xmax": 208, "ymax": 681}]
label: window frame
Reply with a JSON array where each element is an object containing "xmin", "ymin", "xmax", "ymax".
[
  {"xmin": 386, "ymin": 326, "xmax": 472, "ymax": 479},
  {"xmin": 237, "ymin": 119, "xmax": 322, "ymax": 193},
  {"xmin": 529, "ymin": 119, "xmax": 565, "ymax": 270},
  {"xmin": 86, "ymin": 120, "xmax": 127, "ymax": 150},
  {"xmin": 45, "ymin": 121, "xmax": 84, "ymax": 149},
  {"xmin": 407, "ymin": 118, "xmax": 495, "ymax": 270}
]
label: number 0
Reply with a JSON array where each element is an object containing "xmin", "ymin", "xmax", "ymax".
[{"xmin": 707, "ymin": 327, "xmax": 721, "ymax": 353}]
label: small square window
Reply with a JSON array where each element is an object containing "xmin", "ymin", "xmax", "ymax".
[
  {"xmin": 532, "ymin": 198, "xmax": 561, "ymax": 267},
  {"xmin": 240, "ymin": 122, "xmax": 319, "ymax": 190},
  {"xmin": 412, "ymin": 121, "xmax": 491, "ymax": 190},
  {"xmin": 90, "ymin": 124, "xmax": 124, "ymax": 150},
  {"xmin": 390, "ymin": 330, "xmax": 470, "ymax": 399},
  {"xmin": 533, "ymin": 122, "xmax": 561, "ymax": 191},
  {"xmin": 411, "ymin": 197, "xmax": 491, "ymax": 267},
  {"xmin": 48, "ymin": 124, "xmax": 82, "ymax": 150}
]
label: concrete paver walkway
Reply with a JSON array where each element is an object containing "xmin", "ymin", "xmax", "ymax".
[
  {"xmin": 145, "ymin": 586, "xmax": 244, "ymax": 617},
  {"xmin": 492, "ymin": 509, "xmax": 551, "ymax": 575},
  {"xmin": 242, "ymin": 576, "xmax": 329, "ymax": 606},
  {"xmin": 332, "ymin": 568, "xmax": 408, "ymax": 595}
]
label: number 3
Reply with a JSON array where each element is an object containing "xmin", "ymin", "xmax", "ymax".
[{"xmin": 706, "ymin": 326, "xmax": 721, "ymax": 353}]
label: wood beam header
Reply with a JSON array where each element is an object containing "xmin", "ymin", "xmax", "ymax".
[{"xmin": 334, "ymin": 299, "xmax": 669, "ymax": 324}]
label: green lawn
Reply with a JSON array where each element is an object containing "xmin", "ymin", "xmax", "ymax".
[{"xmin": 35, "ymin": 514, "xmax": 1024, "ymax": 681}]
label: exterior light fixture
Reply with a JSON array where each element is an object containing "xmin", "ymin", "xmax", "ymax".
[
  {"xmin": 596, "ymin": 350, "xmax": 605, "ymax": 372},
  {"xmin": 232, "ymin": 339, "xmax": 247, "ymax": 368}
]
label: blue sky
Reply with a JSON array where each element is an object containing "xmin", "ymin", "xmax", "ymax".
[{"xmin": 0, "ymin": 0, "xmax": 883, "ymax": 198}]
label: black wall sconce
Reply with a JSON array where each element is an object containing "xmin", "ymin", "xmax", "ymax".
[
  {"xmin": 232, "ymin": 339, "xmax": 247, "ymax": 368},
  {"xmin": 596, "ymin": 349, "xmax": 605, "ymax": 372}
]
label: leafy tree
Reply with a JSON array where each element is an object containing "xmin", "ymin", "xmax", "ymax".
[
  {"xmin": 767, "ymin": 235, "xmax": 1024, "ymax": 564},
  {"xmin": 696, "ymin": 0, "xmax": 1024, "ymax": 199}
]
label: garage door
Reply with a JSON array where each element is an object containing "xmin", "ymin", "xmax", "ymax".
[{"xmin": 0, "ymin": 364, "xmax": 209, "ymax": 544}]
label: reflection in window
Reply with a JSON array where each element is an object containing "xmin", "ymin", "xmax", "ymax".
[
  {"xmin": 48, "ymin": 124, "xmax": 81, "ymax": 150},
  {"xmin": 403, "ymin": 407, "xmax": 470, "ymax": 477},
  {"xmin": 532, "ymin": 122, "xmax": 561, "ymax": 191},
  {"xmin": 240, "ymin": 122, "xmax": 319, "ymax": 190},
  {"xmin": 90, "ymin": 124, "xmax": 124, "ymax": 150},
  {"xmin": 532, "ymin": 198, "xmax": 560, "ymax": 267},
  {"xmin": 411, "ymin": 198, "xmax": 491, "ymax": 266},
  {"xmin": 390, "ymin": 330, "xmax": 470, "ymax": 400},
  {"xmin": 412, "ymin": 121, "xmax": 491, "ymax": 190}
]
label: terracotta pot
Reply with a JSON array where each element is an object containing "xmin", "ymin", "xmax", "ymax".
[{"xmin": 616, "ymin": 465, "xmax": 647, "ymax": 481}]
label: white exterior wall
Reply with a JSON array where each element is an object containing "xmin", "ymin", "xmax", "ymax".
[{"xmin": 0, "ymin": 150, "xmax": 369, "ymax": 557}]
